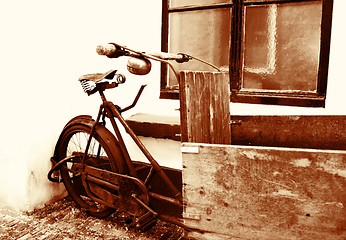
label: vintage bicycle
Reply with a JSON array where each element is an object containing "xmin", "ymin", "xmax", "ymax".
[{"xmin": 48, "ymin": 42, "xmax": 220, "ymax": 231}]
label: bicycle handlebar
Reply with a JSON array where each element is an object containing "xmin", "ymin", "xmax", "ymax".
[
  {"xmin": 96, "ymin": 44, "xmax": 118, "ymax": 56},
  {"xmin": 146, "ymin": 51, "xmax": 185, "ymax": 61},
  {"xmin": 96, "ymin": 43, "xmax": 189, "ymax": 62},
  {"xmin": 96, "ymin": 42, "xmax": 221, "ymax": 72}
]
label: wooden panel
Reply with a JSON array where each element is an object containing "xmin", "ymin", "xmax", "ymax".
[
  {"xmin": 180, "ymin": 71, "xmax": 231, "ymax": 144},
  {"xmin": 127, "ymin": 114, "xmax": 346, "ymax": 152},
  {"xmin": 182, "ymin": 143, "xmax": 346, "ymax": 239},
  {"xmin": 231, "ymin": 115, "xmax": 346, "ymax": 150}
]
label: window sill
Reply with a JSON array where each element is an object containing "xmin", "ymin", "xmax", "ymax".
[{"xmin": 231, "ymin": 92, "xmax": 326, "ymax": 108}]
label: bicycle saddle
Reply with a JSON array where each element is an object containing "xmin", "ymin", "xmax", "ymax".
[
  {"xmin": 79, "ymin": 69, "xmax": 118, "ymax": 83},
  {"xmin": 79, "ymin": 69, "xmax": 126, "ymax": 95}
]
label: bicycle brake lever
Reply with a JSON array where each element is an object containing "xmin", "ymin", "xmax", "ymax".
[{"xmin": 120, "ymin": 84, "xmax": 147, "ymax": 113}]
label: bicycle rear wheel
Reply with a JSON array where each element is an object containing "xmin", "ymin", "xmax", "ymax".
[{"xmin": 55, "ymin": 116, "xmax": 126, "ymax": 218}]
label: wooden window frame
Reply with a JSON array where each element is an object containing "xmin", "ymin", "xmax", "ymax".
[{"xmin": 160, "ymin": 0, "xmax": 334, "ymax": 107}]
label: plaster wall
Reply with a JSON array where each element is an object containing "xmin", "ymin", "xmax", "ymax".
[
  {"xmin": 0, "ymin": 0, "xmax": 161, "ymax": 211},
  {"xmin": 0, "ymin": 0, "xmax": 345, "ymax": 211}
]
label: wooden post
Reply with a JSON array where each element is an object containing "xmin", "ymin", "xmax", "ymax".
[{"xmin": 179, "ymin": 71, "xmax": 231, "ymax": 144}]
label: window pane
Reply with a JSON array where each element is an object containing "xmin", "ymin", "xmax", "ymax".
[
  {"xmin": 168, "ymin": 8, "xmax": 231, "ymax": 88},
  {"xmin": 170, "ymin": 0, "xmax": 232, "ymax": 9},
  {"xmin": 242, "ymin": 2, "xmax": 322, "ymax": 92}
]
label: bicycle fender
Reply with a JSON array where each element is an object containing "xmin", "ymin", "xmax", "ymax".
[
  {"xmin": 51, "ymin": 115, "xmax": 94, "ymax": 162},
  {"xmin": 63, "ymin": 115, "xmax": 94, "ymax": 130},
  {"xmin": 60, "ymin": 115, "xmax": 120, "ymax": 148},
  {"xmin": 51, "ymin": 115, "xmax": 126, "ymax": 173}
]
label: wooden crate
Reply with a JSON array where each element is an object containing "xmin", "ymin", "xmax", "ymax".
[
  {"xmin": 176, "ymin": 70, "xmax": 346, "ymax": 238},
  {"xmin": 182, "ymin": 143, "xmax": 346, "ymax": 239}
]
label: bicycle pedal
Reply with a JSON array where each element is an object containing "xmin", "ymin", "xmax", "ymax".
[
  {"xmin": 139, "ymin": 217, "xmax": 157, "ymax": 232},
  {"xmin": 134, "ymin": 211, "xmax": 157, "ymax": 231}
]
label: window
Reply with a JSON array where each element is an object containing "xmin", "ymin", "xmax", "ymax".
[{"xmin": 161, "ymin": 0, "xmax": 333, "ymax": 107}]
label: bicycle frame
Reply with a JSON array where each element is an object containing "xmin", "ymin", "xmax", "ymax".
[
  {"xmin": 47, "ymin": 42, "xmax": 222, "ymax": 231},
  {"xmin": 79, "ymin": 87, "xmax": 184, "ymax": 224}
]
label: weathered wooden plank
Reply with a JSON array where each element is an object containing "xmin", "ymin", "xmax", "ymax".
[
  {"xmin": 127, "ymin": 114, "xmax": 346, "ymax": 151},
  {"xmin": 182, "ymin": 143, "xmax": 346, "ymax": 239},
  {"xmin": 180, "ymin": 71, "xmax": 231, "ymax": 144},
  {"xmin": 231, "ymin": 115, "xmax": 346, "ymax": 150}
]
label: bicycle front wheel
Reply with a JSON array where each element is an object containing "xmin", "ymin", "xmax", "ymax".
[{"xmin": 55, "ymin": 116, "xmax": 126, "ymax": 218}]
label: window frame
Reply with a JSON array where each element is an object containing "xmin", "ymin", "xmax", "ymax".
[{"xmin": 160, "ymin": 0, "xmax": 334, "ymax": 107}]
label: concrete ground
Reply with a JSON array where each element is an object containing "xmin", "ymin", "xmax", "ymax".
[{"xmin": 0, "ymin": 197, "xmax": 184, "ymax": 240}]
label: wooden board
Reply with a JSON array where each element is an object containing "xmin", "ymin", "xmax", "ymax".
[
  {"xmin": 182, "ymin": 143, "xmax": 346, "ymax": 239},
  {"xmin": 231, "ymin": 115, "xmax": 346, "ymax": 151},
  {"xmin": 179, "ymin": 71, "xmax": 231, "ymax": 144},
  {"xmin": 127, "ymin": 113, "xmax": 346, "ymax": 151}
]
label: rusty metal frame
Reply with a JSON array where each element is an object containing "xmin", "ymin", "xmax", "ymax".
[{"xmin": 80, "ymin": 89, "xmax": 184, "ymax": 213}]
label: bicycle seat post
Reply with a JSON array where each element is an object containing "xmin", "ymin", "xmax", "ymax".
[{"xmin": 99, "ymin": 90, "xmax": 107, "ymax": 103}]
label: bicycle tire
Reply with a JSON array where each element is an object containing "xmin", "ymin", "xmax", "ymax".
[{"xmin": 54, "ymin": 115, "xmax": 126, "ymax": 218}]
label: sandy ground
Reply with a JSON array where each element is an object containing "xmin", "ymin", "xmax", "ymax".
[{"xmin": 0, "ymin": 197, "xmax": 184, "ymax": 239}]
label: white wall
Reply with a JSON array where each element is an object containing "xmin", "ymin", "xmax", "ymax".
[
  {"xmin": 0, "ymin": 0, "xmax": 162, "ymax": 211},
  {"xmin": 0, "ymin": 0, "xmax": 345, "ymax": 211}
]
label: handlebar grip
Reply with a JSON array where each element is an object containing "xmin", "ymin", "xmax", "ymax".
[
  {"xmin": 149, "ymin": 52, "xmax": 183, "ymax": 61},
  {"xmin": 96, "ymin": 44, "xmax": 117, "ymax": 56},
  {"xmin": 96, "ymin": 42, "xmax": 190, "ymax": 63}
]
